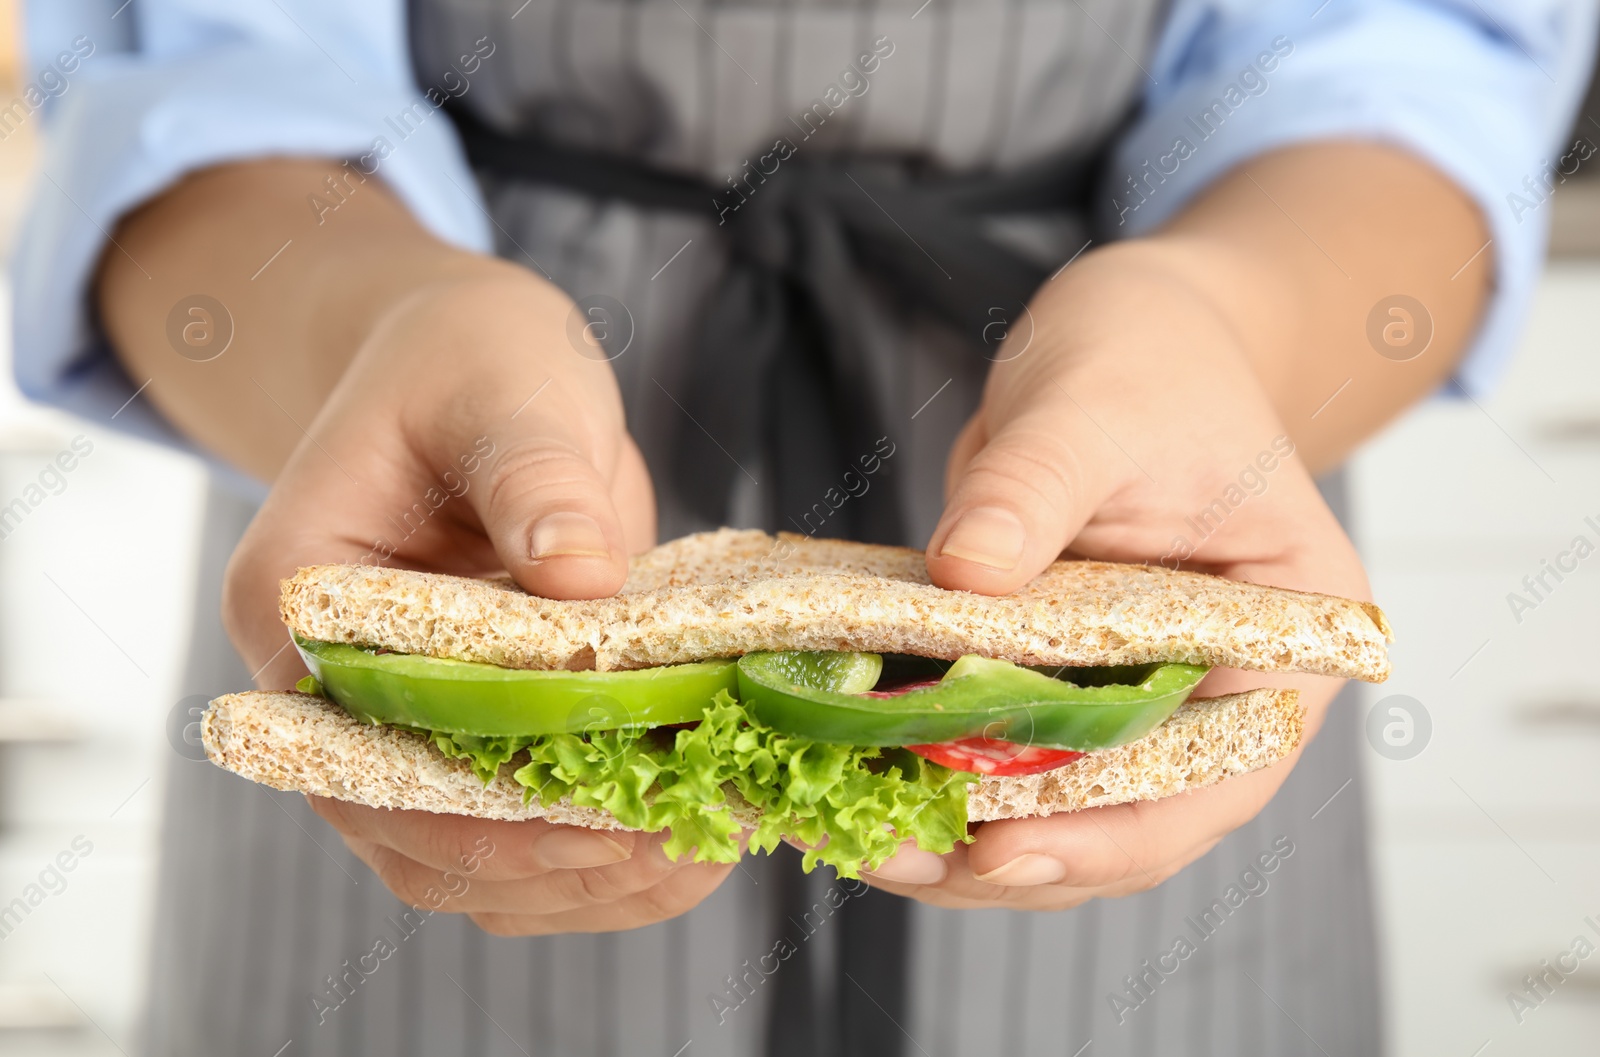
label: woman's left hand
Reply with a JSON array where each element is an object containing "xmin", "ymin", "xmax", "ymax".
[{"xmin": 862, "ymin": 238, "xmax": 1370, "ymax": 909}]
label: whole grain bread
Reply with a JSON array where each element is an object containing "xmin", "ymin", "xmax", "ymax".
[
  {"xmin": 202, "ymin": 687, "xmax": 1303, "ymax": 827},
  {"xmin": 281, "ymin": 529, "xmax": 1391, "ymax": 680}
]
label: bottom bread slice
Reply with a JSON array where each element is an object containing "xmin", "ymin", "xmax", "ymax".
[{"xmin": 202, "ymin": 688, "xmax": 1303, "ymax": 829}]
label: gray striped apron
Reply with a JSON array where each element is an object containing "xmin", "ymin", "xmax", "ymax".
[{"xmin": 140, "ymin": 2, "xmax": 1383, "ymax": 1054}]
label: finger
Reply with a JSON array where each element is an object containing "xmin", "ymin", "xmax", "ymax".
[
  {"xmin": 613, "ymin": 431, "xmax": 657, "ymax": 555},
  {"xmin": 925, "ymin": 400, "xmax": 1120, "ymax": 595},
  {"xmin": 863, "ymin": 764, "xmax": 1288, "ymax": 907},
  {"xmin": 341, "ymin": 830, "xmax": 694, "ymax": 916},
  {"xmin": 308, "ymin": 797, "xmax": 636, "ymax": 880},
  {"xmin": 862, "ymin": 842, "xmax": 949, "ymax": 886},
  {"xmin": 354, "ymin": 275, "xmax": 638, "ymax": 601},
  {"xmin": 864, "ymin": 842, "xmax": 1097, "ymax": 910},
  {"xmin": 870, "ymin": 823, "xmax": 1225, "ymax": 909},
  {"xmin": 941, "ymin": 413, "xmax": 987, "ymax": 504},
  {"xmin": 221, "ymin": 539, "xmax": 305, "ymax": 688},
  {"xmin": 864, "ymin": 817, "xmax": 1212, "ymax": 911},
  {"xmin": 463, "ymin": 388, "xmax": 633, "ymax": 600},
  {"xmin": 960, "ymin": 762, "xmax": 1291, "ymax": 890},
  {"xmin": 868, "ymin": 857, "xmax": 1188, "ymax": 910},
  {"xmin": 468, "ymin": 859, "xmax": 737, "ymax": 937},
  {"xmin": 866, "ymin": 878, "xmax": 1094, "ymax": 912}
]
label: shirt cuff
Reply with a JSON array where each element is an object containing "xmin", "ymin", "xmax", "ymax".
[
  {"xmin": 1104, "ymin": 0, "xmax": 1600, "ymax": 398},
  {"xmin": 10, "ymin": 42, "xmax": 493, "ymax": 457}
]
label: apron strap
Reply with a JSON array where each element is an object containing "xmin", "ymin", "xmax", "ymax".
[
  {"xmin": 445, "ymin": 103, "xmax": 1124, "ymax": 545},
  {"xmin": 443, "ymin": 106, "xmax": 1126, "ymax": 1055}
]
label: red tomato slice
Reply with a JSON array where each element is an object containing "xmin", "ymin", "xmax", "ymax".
[
  {"xmin": 905, "ymin": 738, "xmax": 1085, "ymax": 777},
  {"xmin": 857, "ymin": 677, "xmax": 1086, "ymax": 776}
]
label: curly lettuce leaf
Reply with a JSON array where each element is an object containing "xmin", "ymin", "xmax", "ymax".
[
  {"xmin": 427, "ymin": 731, "xmax": 530, "ymax": 783},
  {"xmin": 422, "ymin": 691, "xmax": 973, "ymax": 877}
]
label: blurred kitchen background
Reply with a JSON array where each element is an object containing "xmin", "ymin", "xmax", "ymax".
[{"xmin": 0, "ymin": 4, "xmax": 1597, "ymax": 1056}]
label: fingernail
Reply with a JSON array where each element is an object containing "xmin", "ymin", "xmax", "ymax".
[
  {"xmin": 534, "ymin": 829, "xmax": 631, "ymax": 870},
  {"xmin": 865, "ymin": 847, "xmax": 948, "ymax": 885},
  {"xmin": 531, "ymin": 512, "xmax": 610, "ymax": 561},
  {"xmin": 939, "ymin": 506, "xmax": 1026, "ymax": 571},
  {"xmin": 974, "ymin": 853, "xmax": 1067, "ymax": 887}
]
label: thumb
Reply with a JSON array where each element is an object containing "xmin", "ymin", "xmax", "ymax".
[
  {"xmin": 464, "ymin": 399, "xmax": 633, "ymax": 601},
  {"xmin": 925, "ymin": 400, "xmax": 1119, "ymax": 595}
]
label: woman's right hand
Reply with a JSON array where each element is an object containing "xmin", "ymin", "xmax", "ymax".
[
  {"xmin": 224, "ymin": 264, "xmax": 654, "ymax": 661},
  {"xmin": 221, "ymin": 265, "xmax": 735, "ymax": 934},
  {"xmin": 95, "ymin": 159, "xmax": 731, "ymax": 934},
  {"xmin": 308, "ymin": 800, "xmax": 739, "ymax": 937}
]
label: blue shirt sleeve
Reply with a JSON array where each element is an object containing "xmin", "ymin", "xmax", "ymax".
[
  {"xmin": 15, "ymin": 0, "xmax": 1598, "ymax": 448},
  {"xmin": 1106, "ymin": 0, "xmax": 1600, "ymax": 397},
  {"xmin": 10, "ymin": 0, "xmax": 491, "ymax": 453}
]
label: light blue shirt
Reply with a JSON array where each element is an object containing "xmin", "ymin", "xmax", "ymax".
[{"xmin": 12, "ymin": 0, "xmax": 1598, "ymax": 454}]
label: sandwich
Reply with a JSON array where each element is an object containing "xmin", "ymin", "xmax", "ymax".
[{"xmin": 203, "ymin": 529, "xmax": 1391, "ymax": 877}]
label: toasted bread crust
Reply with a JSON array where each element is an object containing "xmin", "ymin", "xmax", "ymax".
[
  {"xmin": 282, "ymin": 530, "xmax": 1391, "ymax": 681},
  {"xmin": 202, "ymin": 687, "xmax": 1303, "ymax": 827}
]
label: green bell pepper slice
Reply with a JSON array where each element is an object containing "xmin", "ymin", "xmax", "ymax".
[
  {"xmin": 737, "ymin": 652, "xmax": 1209, "ymax": 751},
  {"xmin": 294, "ymin": 637, "xmax": 738, "ymax": 738}
]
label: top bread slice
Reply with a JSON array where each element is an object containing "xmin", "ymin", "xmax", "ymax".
[{"xmin": 282, "ymin": 529, "xmax": 1392, "ymax": 681}]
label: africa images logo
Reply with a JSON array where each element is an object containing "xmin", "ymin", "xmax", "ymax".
[
  {"xmin": 0, "ymin": 435, "xmax": 95, "ymax": 543},
  {"xmin": 713, "ymin": 35, "xmax": 896, "ymax": 226},
  {"xmin": 0, "ymin": 35, "xmax": 95, "ymax": 140},
  {"xmin": 1106, "ymin": 836, "xmax": 1295, "ymax": 1023},
  {"xmin": 1113, "ymin": 35, "xmax": 1294, "ymax": 226}
]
